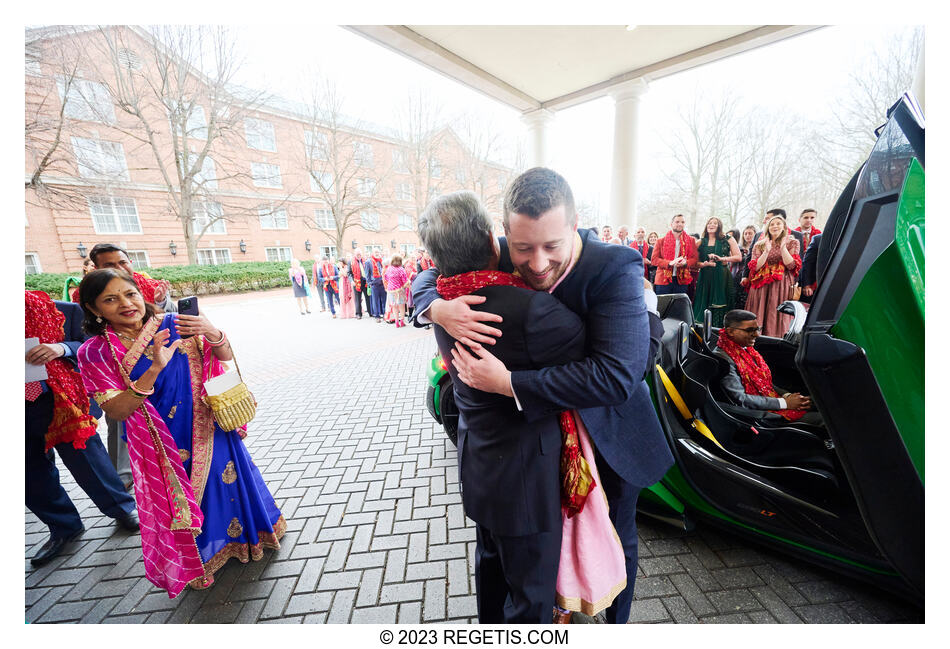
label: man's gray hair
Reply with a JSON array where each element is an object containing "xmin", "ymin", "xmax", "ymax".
[{"xmin": 417, "ymin": 191, "xmax": 494, "ymax": 277}]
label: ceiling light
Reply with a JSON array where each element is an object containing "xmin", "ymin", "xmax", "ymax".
[{"xmin": 626, "ymin": 25, "xmax": 637, "ymax": 31}]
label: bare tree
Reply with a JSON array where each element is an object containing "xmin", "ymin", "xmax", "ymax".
[
  {"xmin": 88, "ymin": 25, "xmax": 279, "ymax": 264},
  {"xmin": 299, "ymin": 76, "xmax": 393, "ymax": 254},
  {"xmin": 452, "ymin": 111, "xmax": 519, "ymax": 219},
  {"xmin": 744, "ymin": 110, "xmax": 809, "ymax": 221},
  {"xmin": 393, "ymin": 89, "xmax": 450, "ymax": 224}
]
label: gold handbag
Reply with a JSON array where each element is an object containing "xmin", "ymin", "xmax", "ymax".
[
  {"xmin": 788, "ymin": 283, "xmax": 802, "ymax": 301},
  {"xmin": 203, "ymin": 347, "xmax": 256, "ymax": 432}
]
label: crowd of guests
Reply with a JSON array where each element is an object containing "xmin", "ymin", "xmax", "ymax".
[
  {"xmin": 289, "ymin": 248, "xmax": 437, "ymax": 327},
  {"xmin": 594, "ymin": 207, "xmax": 822, "ymax": 337}
]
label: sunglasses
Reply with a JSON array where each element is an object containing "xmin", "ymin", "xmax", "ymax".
[{"xmin": 729, "ymin": 326, "xmax": 762, "ymax": 334}]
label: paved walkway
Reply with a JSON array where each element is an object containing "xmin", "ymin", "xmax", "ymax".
[{"xmin": 25, "ymin": 290, "xmax": 923, "ymax": 623}]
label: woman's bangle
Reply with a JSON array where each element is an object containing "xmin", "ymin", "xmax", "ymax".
[
  {"xmin": 129, "ymin": 379, "xmax": 154, "ymax": 397},
  {"xmin": 207, "ymin": 330, "xmax": 228, "ymax": 347}
]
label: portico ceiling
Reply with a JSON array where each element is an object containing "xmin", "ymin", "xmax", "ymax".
[{"xmin": 345, "ymin": 25, "xmax": 822, "ymax": 113}]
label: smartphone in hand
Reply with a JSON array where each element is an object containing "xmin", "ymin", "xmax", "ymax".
[{"xmin": 177, "ymin": 296, "xmax": 199, "ymax": 338}]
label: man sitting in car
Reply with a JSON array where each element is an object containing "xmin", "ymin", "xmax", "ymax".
[{"xmin": 712, "ymin": 309, "xmax": 824, "ymax": 427}]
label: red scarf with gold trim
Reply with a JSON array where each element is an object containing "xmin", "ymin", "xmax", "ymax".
[
  {"xmin": 132, "ymin": 271, "xmax": 159, "ymax": 304},
  {"xmin": 715, "ymin": 331, "xmax": 806, "ymax": 421},
  {"xmin": 435, "ymin": 270, "xmax": 594, "ymax": 516},
  {"xmin": 371, "ymin": 255, "xmax": 383, "ymax": 279},
  {"xmin": 321, "ymin": 261, "xmax": 338, "ymax": 292},
  {"xmin": 656, "ymin": 231, "xmax": 696, "ymax": 284},
  {"xmin": 25, "ymin": 291, "xmax": 98, "ymax": 452},
  {"xmin": 351, "ymin": 257, "xmax": 363, "ymax": 290}
]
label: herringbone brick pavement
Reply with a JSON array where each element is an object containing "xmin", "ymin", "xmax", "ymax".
[{"xmin": 24, "ymin": 290, "xmax": 922, "ymax": 623}]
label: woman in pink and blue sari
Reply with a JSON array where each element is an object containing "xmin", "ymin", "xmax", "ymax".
[{"xmin": 77, "ymin": 269, "xmax": 284, "ymax": 598}]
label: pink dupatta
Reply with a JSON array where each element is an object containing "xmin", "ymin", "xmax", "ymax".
[{"xmin": 78, "ymin": 316, "xmax": 236, "ymax": 598}]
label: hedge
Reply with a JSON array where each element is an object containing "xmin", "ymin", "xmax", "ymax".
[{"xmin": 25, "ymin": 261, "xmax": 295, "ymax": 301}]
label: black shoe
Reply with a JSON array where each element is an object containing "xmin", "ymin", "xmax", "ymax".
[
  {"xmin": 115, "ymin": 511, "xmax": 140, "ymax": 532},
  {"xmin": 31, "ymin": 526, "xmax": 84, "ymax": 567}
]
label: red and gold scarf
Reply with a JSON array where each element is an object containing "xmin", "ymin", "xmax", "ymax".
[
  {"xmin": 795, "ymin": 226, "xmax": 822, "ymax": 252},
  {"xmin": 418, "ymin": 256, "xmax": 432, "ymax": 272},
  {"xmin": 630, "ymin": 241, "xmax": 651, "ymax": 276},
  {"xmin": 351, "ymin": 257, "xmax": 363, "ymax": 290},
  {"xmin": 747, "ymin": 238, "xmax": 802, "ymax": 289},
  {"xmin": 435, "ymin": 270, "xmax": 595, "ymax": 517},
  {"xmin": 715, "ymin": 331, "xmax": 806, "ymax": 422},
  {"xmin": 132, "ymin": 271, "xmax": 160, "ymax": 305},
  {"xmin": 321, "ymin": 261, "xmax": 338, "ymax": 292},
  {"xmin": 656, "ymin": 231, "xmax": 696, "ymax": 284},
  {"xmin": 25, "ymin": 290, "xmax": 98, "ymax": 451},
  {"xmin": 371, "ymin": 255, "xmax": 383, "ymax": 279}
]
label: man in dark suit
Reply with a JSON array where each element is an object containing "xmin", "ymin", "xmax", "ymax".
[
  {"xmin": 799, "ymin": 233, "xmax": 822, "ymax": 304},
  {"xmin": 751, "ymin": 208, "xmax": 804, "ymax": 248},
  {"xmin": 417, "ymin": 191, "xmax": 586, "ymax": 623},
  {"xmin": 25, "ymin": 294, "xmax": 139, "ymax": 567},
  {"xmin": 413, "ymin": 168, "xmax": 674, "ymax": 624}
]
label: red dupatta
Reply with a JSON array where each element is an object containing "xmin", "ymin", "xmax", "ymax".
[
  {"xmin": 321, "ymin": 261, "xmax": 338, "ymax": 292},
  {"xmin": 436, "ymin": 270, "xmax": 595, "ymax": 517},
  {"xmin": 655, "ymin": 231, "xmax": 696, "ymax": 284},
  {"xmin": 747, "ymin": 237, "xmax": 802, "ymax": 289},
  {"xmin": 25, "ymin": 290, "xmax": 99, "ymax": 452},
  {"xmin": 715, "ymin": 331, "xmax": 806, "ymax": 421}
]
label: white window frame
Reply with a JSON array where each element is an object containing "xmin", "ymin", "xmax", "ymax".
[
  {"xmin": 364, "ymin": 244, "xmax": 383, "ymax": 255},
  {"xmin": 392, "ymin": 149, "xmax": 409, "ymax": 173},
  {"xmin": 305, "ymin": 130, "xmax": 328, "ymax": 161},
  {"xmin": 182, "ymin": 152, "xmax": 217, "ymax": 191},
  {"xmin": 58, "ymin": 78, "xmax": 115, "ymax": 124},
  {"xmin": 357, "ymin": 177, "xmax": 377, "ymax": 197},
  {"xmin": 25, "ymin": 46, "xmax": 42, "ymax": 76},
  {"xmin": 399, "ymin": 243, "xmax": 416, "ymax": 258},
  {"xmin": 314, "ymin": 208, "xmax": 334, "ymax": 230},
  {"xmin": 259, "ymin": 206, "xmax": 289, "ymax": 230},
  {"xmin": 244, "ymin": 117, "xmax": 276, "ymax": 152},
  {"xmin": 25, "ymin": 253, "xmax": 42, "ymax": 275},
  {"xmin": 396, "ymin": 183, "xmax": 412, "ymax": 201},
  {"xmin": 353, "ymin": 142, "xmax": 374, "ymax": 167},
  {"xmin": 170, "ymin": 102, "xmax": 207, "ymax": 140},
  {"xmin": 455, "ymin": 167, "xmax": 467, "ymax": 185},
  {"xmin": 429, "ymin": 157, "xmax": 442, "ymax": 178},
  {"xmin": 196, "ymin": 248, "xmax": 232, "ymax": 265},
  {"xmin": 360, "ymin": 210, "xmax": 380, "ymax": 231},
  {"xmin": 310, "ymin": 170, "xmax": 334, "ymax": 194},
  {"xmin": 193, "ymin": 201, "xmax": 226, "ymax": 235},
  {"xmin": 88, "ymin": 196, "xmax": 142, "ymax": 234},
  {"xmin": 72, "ymin": 136, "xmax": 129, "ymax": 181},
  {"xmin": 397, "ymin": 213, "xmax": 413, "ymax": 231},
  {"xmin": 265, "ymin": 246, "xmax": 293, "ymax": 262},
  {"xmin": 318, "ymin": 245, "xmax": 338, "ymax": 261},
  {"xmin": 251, "ymin": 162, "xmax": 282, "ymax": 189},
  {"xmin": 126, "ymin": 250, "xmax": 150, "ymax": 270}
]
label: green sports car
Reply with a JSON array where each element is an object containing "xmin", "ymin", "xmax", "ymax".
[{"xmin": 425, "ymin": 93, "xmax": 924, "ymax": 604}]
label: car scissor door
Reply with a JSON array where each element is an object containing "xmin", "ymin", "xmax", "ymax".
[{"xmin": 797, "ymin": 94, "xmax": 924, "ymax": 599}]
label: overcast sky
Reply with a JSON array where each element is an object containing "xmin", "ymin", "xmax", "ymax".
[{"xmin": 225, "ymin": 24, "xmax": 918, "ymax": 222}]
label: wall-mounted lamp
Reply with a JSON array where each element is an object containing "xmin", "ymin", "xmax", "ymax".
[
  {"xmin": 390, "ymin": 239, "xmax": 396, "ymax": 249},
  {"xmin": 304, "ymin": 239, "xmax": 311, "ymax": 252},
  {"xmin": 239, "ymin": 239, "xmax": 247, "ymax": 254},
  {"xmin": 168, "ymin": 241, "xmax": 177, "ymax": 256},
  {"xmin": 351, "ymin": 240, "xmax": 358, "ymax": 249},
  {"xmin": 76, "ymin": 242, "xmax": 87, "ymax": 258}
]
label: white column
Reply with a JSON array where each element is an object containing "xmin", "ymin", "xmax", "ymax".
[
  {"xmin": 609, "ymin": 79, "xmax": 649, "ymax": 230},
  {"xmin": 521, "ymin": 108, "xmax": 556, "ymax": 168}
]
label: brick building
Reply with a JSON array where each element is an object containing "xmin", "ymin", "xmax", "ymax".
[{"xmin": 25, "ymin": 26, "xmax": 514, "ymax": 275}]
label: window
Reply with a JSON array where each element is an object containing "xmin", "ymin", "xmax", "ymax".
[
  {"xmin": 265, "ymin": 246, "xmax": 292, "ymax": 262},
  {"xmin": 310, "ymin": 170, "xmax": 334, "ymax": 194},
  {"xmin": 428, "ymin": 187, "xmax": 440, "ymax": 203},
  {"xmin": 58, "ymin": 79, "xmax": 115, "ymax": 124},
  {"xmin": 398, "ymin": 213, "xmax": 413, "ymax": 231},
  {"xmin": 357, "ymin": 177, "xmax": 377, "ymax": 197},
  {"xmin": 181, "ymin": 153, "xmax": 217, "ymax": 190},
  {"xmin": 25, "ymin": 46, "xmax": 42, "ymax": 76},
  {"xmin": 25, "ymin": 253, "xmax": 42, "ymax": 275},
  {"xmin": 117, "ymin": 48, "xmax": 142, "ymax": 70},
  {"xmin": 244, "ymin": 117, "xmax": 276, "ymax": 151},
  {"xmin": 170, "ymin": 102, "xmax": 207, "ymax": 140},
  {"xmin": 455, "ymin": 167, "xmax": 467, "ymax": 185},
  {"xmin": 88, "ymin": 196, "xmax": 141, "ymax": 234},
  {"xmin": 197, "ymin": 248, "xmax": 232, "ymax": 265},
  {"xmin": 497, "ymin": 174, "xmax": 507, "ymax": 191},
  {"xmin": 72, "ymin": 137, "xmax": 129, "ymax": 180},
  {"xmin": 360, "ymin": 210, "xmax": 380, "ymax": 231},
  {"xmin": 392, "ymin": 149, "xmax": 409, "ymax": 173},
  {"xmin": 251, "ymin": 162, "xmax": 282, "ymax": 188},
  {"xmin": 305, "ymin": 130, "xmax": 328, "ymax": 161},
  {"xmin": 193, "ymin": 202, "xmax": 225, "ymax": 234},
  {"xmin": 126, "ymin": 250, "xmax": 150, "ymax": 270},
  {"xmin": 314, "ymin": 208, "xmax": 334, "ymax": 230},
  {"xmin": 396, "ymin": 183, "xmax": 412, "ymax": 201},
  {"xmin": 399, "ymin": 243, "xmax": 416, "ymax": 258},
  {"xmin": 259, "ymin": 207, "xmax": 288, "ymax": 230},
  {"xmin": 429, "ymin": 157, "xmax": 442, "ymax": 178},
  {"xmin": 365, "ymin": 244, "xmax": 383, "ymax": 255},
  {"xmin": 354, "ymin": 142, "xmax": 373, "ymax": 167},
  {"xmin": 319, "ymin": 245, "xmax": 338, "ymax": 260}
]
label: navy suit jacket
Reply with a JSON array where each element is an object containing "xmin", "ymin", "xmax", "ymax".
[
  {"xmin": 414, "ymin": 229, "xmax": 673, "ymax": 488},
  {"xmin": 799, "ymin": 233, "xmax": 821, "ymax": 288},
  {"xmin": 365, "ymin": 259, "xmax": 385, "ymax": 287},
  {"xmin": 433, "ymin": 285, "xmax": 585, "ymax": 536}
]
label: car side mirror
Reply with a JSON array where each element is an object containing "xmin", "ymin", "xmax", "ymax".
[{"xmin": 779, "ymin": 300, "xmax": 808, "ymax": 344}]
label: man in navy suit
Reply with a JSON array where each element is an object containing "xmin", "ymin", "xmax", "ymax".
[
  {"xmin": 413, "ymin": 168, "xmax": 674, "ymax": 624},
  {"xmin": 417, "ymin": 191, "xmax": 586, "ymax": 623},
  {"xmin": 25, "ymin": 296, "xmax": 138, "ymax": 567}
]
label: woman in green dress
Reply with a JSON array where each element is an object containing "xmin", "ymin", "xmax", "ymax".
[{"xmin": 693, "ymin": 217, "xmax": 742, "ymax": 326}]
